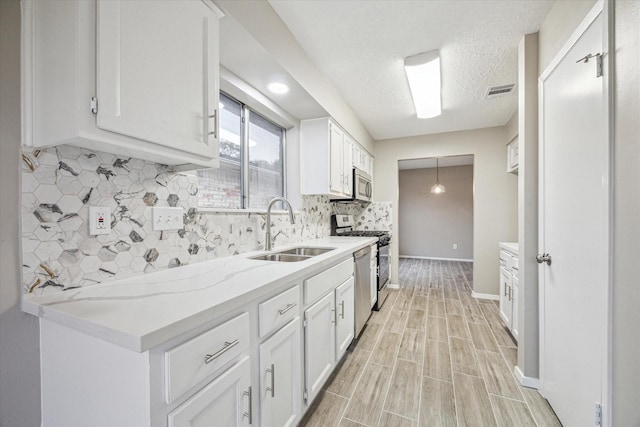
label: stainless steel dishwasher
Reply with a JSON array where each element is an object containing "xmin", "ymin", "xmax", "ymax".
[{"xmin": 353, "ymin": 246, "xmax": 372, "ymax": 339}]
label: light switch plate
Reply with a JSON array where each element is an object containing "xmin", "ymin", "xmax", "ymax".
[
  {"xmin": 152, "ymin": 207, "xmax": 184, "ymax": 231},
  {"xmin": 89, "ymin": 206, "xmax": 111, "ymax": 235}
]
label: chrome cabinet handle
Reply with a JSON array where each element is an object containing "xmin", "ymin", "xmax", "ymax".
[
  {"xmin": 536, "ymin": 253, "xmax": 552, "ymax": 265},
  {"xmin": 243, "ymin": 386, "xmax": 253, "ymax": 424},
  {"xmin": 266, "ymin": 364, "xmax": 275, "ymax": 398},
  {"xmin": 278, "ymin": 302, "xmax": 297, "ymax": 315},
  {"xmin": 340, "ymin": 300, "xmax": 345, "ymax": 319},
  {"xmin": 204, "ymin": 339, "xmax": 239, "ymax": 364},
  {"xmin": 208, "ymin": 110, "xmax": 218, "ymax": 138}
]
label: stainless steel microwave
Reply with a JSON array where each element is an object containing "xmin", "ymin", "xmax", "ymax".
[{"xmin": 353, "ymin": 168, "xmax": 372, "ymax": 202}]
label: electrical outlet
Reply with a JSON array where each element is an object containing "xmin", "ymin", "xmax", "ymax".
[
  {"xmin": 152, "ymin": 207, "xmax": 184, "ymax": 231},
  {"xmin": 89, "ymin": 206, "xmax": 111, "ymax": 235},
  {"xmin": 453, "ymin": 243, "xmax": 458, "ymax": 250}
]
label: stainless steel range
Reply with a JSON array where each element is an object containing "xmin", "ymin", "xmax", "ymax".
[{"xmin": 331, "ymin": 215, "xmax": 391, "ymax": 311}]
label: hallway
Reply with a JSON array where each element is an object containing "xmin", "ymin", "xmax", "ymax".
[{"xmin": 301, "ymin": 258, "xmax": 562, "ymax": 427}]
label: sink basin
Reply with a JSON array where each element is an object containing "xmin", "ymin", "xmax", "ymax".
[
  {"xmin": 250, "ymin": 253, "xmax": 312, "ymax": 262},
  {"xmin": 275, "ymin": 247, "xmax": 336, "ymax": 256}
]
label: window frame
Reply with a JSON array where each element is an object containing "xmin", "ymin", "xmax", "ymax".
[{"xmin": 197, "ymin": 91, "xmax": 287, "ymax": 211}]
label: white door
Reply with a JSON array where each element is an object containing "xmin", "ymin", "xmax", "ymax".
[
  {"xmin": 539, "ymin": 7, "xmax": 608, "ymax": 426},
  {"xmin": 97, "ymin": 0, "xmax": 219, "ymax": 159},
  {"xmin": 304, "ymin": 291, "xmax": 336, "ymax": 403},
  {"xmin": 168, "ymin": 356, "xmax": 252, "ymax": 427},
  {"xmin": 329, "ymin": 123, "xmax": 344, "ymax": 195},
  {"xmin": 335, "ymin": 277, "xmax": 355, "ymax": 359},
  {"xmin": 260, "ymin": 319, "xmax": 301, "ymax": 427}
]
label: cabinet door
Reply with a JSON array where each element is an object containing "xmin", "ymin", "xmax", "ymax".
[
  {"xmin": 511, "ymin": 276, "xmax": 519, "ymax": 341},
  {"xmin": 352, "ymin": 144, "xmax": 361, "ymax": 168},
  {"xmin": 97, "ymin": 0, "xmax": 219, "ymax": 160},
  {"xmin": 304, "ymin": 291, "xmax": 336, "ymax": 403},
  {"xmin": 498, "ymin": 267, "xmax": 512, "ymax": 327},
  {"xmin": 260, "ymin": 319, "xmax": 301, "ymax": 427},
  {"xmin": 168, "ymin": 356, "xmax": 252, "ymax": 427},
  {"xmin": 335, "ymin": 277, "xmax": 355, "ymax": 360},
  {"xmin": 342, "ymin": 135, "xmax": 354, "ymax": 194},
  {"xmin": 329, "ymin": 123, "xmax": 345, "ymax": 195},
  {"xmin": 370, "ymin": 258, "xmax": 377, "ymax": 308}
]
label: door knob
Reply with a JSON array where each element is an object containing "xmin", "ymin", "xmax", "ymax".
[{"xmin": 536, "ymin": 253, "xmax": 552, "ymax": 265}]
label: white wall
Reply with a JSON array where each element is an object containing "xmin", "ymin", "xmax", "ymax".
[
  {"xmin": 374, "ymin": 127, "xmax": 517, "ymax": 295},
  {"xmin": 0, "ymin": 0, "xmax": 42, "ymax": 424},
  {"xmin": 538, "ymin": 0, "xmax": 598, "ymax": 75},
  {"xmin": 399, "ymin": 165, "xmax": 474, "ymax": 260},
  {"xmin": 612, "ymin": 1, "xmax": 640, "ymax": 424}
]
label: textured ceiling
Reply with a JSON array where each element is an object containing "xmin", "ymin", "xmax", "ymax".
[{"xmin": 269, "ymin": 0, "xmax": 554, "ymax": 140}]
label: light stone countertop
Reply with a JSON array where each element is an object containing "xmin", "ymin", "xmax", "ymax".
[
  {"xmin": 23, "ymin": 237, "xmax": 377, "ymax": 352},
  {"xmin": 499, "ymin": 242, "xmax": 519, "ymax": 254}
]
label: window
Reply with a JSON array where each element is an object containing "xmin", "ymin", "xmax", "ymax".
[{"xmin": 197, "ymin": 93, "xmax": 286, "ymax": 209}]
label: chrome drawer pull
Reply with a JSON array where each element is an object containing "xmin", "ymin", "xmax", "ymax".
[
  {"xmin": 243, "ymin": 386, "xmax": 253, "ymax": 424},
  {"xmin": 278, "ymin": 302, "xmax": 297, "ymax": 315},
  {"xmin": 266, "ymin": 363, "xmax": 275, "ymax": 398},
  {"xmin": 204, "ymin": 339, "xmax": 239, "ymax": 364}
]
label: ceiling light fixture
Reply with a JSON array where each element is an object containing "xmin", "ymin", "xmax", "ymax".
[
  {"xmin": 267, "ymin": 82, "xmax": 289, "ymax": 95},
  {"xmin": 430, "ymin": 157, "xmax": 446, "ymax": 194},
  {"xmin": 404, "ymin": 50, "xmax": 442, "ymax": 118}
]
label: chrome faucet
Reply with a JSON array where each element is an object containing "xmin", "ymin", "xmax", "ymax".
[{"xmin": 265, "ymin": 197, "xmax": 295, "ymax": 251}]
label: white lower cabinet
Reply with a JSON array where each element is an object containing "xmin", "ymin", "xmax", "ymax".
[
  {"xmin": 37, "ymin": 255, "xmax": 358, "ymax": 426},
  {"xmin": 168, "ymin": 356, "xmax": 252, "ymax": 427},
  {"xmin": 259, "ymin": 319, "xmax": 301, "ymax": 427},
  {"xmin": 304, "ymin": 291, "xmax": 337, "ymax": 403},
  {"xmin": 303, "ymin": 269, "xmax": 355, "ymax": 404},
  {"xmin": 499, "ymin": 266, "xmax": 512, "ymax": 326},
  {"xmin": 335, "ymin": 276, "xmax": 355, "ymax": 360},
  {"xmin": 498, "ymin": 246, "xmax": 519, "ymax": 342}
]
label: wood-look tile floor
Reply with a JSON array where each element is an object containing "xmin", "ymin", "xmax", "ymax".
[{"xmin": 301, "ymin": 258, "xmax": 562, "ymax": 427}]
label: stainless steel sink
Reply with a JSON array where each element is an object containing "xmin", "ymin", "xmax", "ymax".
[
  {"xmin": 249, "ymin": 253, "xmax": 312, "ymax": 262},
  {"xmin": 275, "ymin": 247, "xmax": 336, "ymax": 256}
]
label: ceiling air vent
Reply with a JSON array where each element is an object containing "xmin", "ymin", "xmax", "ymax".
[{"xmin": 485, "ymin": 84, "xmax": 516, "ymax": 99}]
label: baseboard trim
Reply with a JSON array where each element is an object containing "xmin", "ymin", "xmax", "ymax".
[
  {"xmin": 514, "ymin": 366, "xmax": 540, "ymax": 389},
  {"xmin": 387, "ymin": 283, "xmax": 400, "ymax": 289},
  {"xmin": 471, "ymin": 291, "xmax": 500, "ymax": 301},
  {"xmin": 399, "ymin": 255, "xmax": 473, "ymax": 262}
]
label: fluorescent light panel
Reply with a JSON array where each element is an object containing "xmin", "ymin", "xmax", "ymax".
[{"xmin": 404, "ymin": 50, "xmax": 441, "ymax": 118}]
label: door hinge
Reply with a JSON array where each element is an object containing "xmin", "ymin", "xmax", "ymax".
[
  {"xmin": 90, "ymin": 97, "xmax": 98, "ymax": 114},
  {"xmin": 303, "ymin": 316, "xmax": 307, "ymax": 328},
  {"xmin": 303, "ymin": 389, "xmax": 308, "ymax": 402},
  {"xmin": 595, "ymin": 402, "xmax": 602, "ymax": 425}
]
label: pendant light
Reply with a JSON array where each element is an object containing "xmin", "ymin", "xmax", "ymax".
[{"xmin": 430, "ymin": 157, "xmax": 446, "ymax": 194}]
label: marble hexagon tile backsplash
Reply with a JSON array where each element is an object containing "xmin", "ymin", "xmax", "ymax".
[{"xmin": 21, "ymin": 146, "xmax": 332, "ymax": 295}]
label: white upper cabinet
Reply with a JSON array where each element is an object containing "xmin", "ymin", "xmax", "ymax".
[
  {"xmin": 22, "ymin": 0, "xmax": 222, "ymax": 170},
  {"xmin": 300, "ymin": 117, "xmax": 356, "ymax": 199}
]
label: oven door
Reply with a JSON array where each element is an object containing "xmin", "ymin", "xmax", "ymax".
[
  {"xmin": 375, "ymin": 243, "xmax": 390, "ymax": 310},
  {"xmin": 353, "ymin": 169, "xmax": 372, "ymax": 202}
]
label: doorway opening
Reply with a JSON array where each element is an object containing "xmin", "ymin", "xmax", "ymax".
[{"xmin": 398, "ymin": 155, "xmax": 474, "ymax": 264}]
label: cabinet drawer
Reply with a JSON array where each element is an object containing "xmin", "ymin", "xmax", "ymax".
[
  {"xmin": 165, "ymin": 312, "xmax": 250, "ymax": 403},
  {"xmin": 509, "ymin": 257, "xmax": 519, "ymax": 278},
  {"xmin": 305, "ymin": 258, "xmax": 353, "ymax": 305},
  {"xmin": 259, "ymin": 285, "xmax": 301, "ymax": 337}
]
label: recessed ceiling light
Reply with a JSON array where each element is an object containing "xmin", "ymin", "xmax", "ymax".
[
  {"xmin": 404, "ymin": 50, "xmax": 442, "ymax": 119},
  {"xmin": 267, "ymin": 82, "xmax": 289, "ymax": 94}
]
